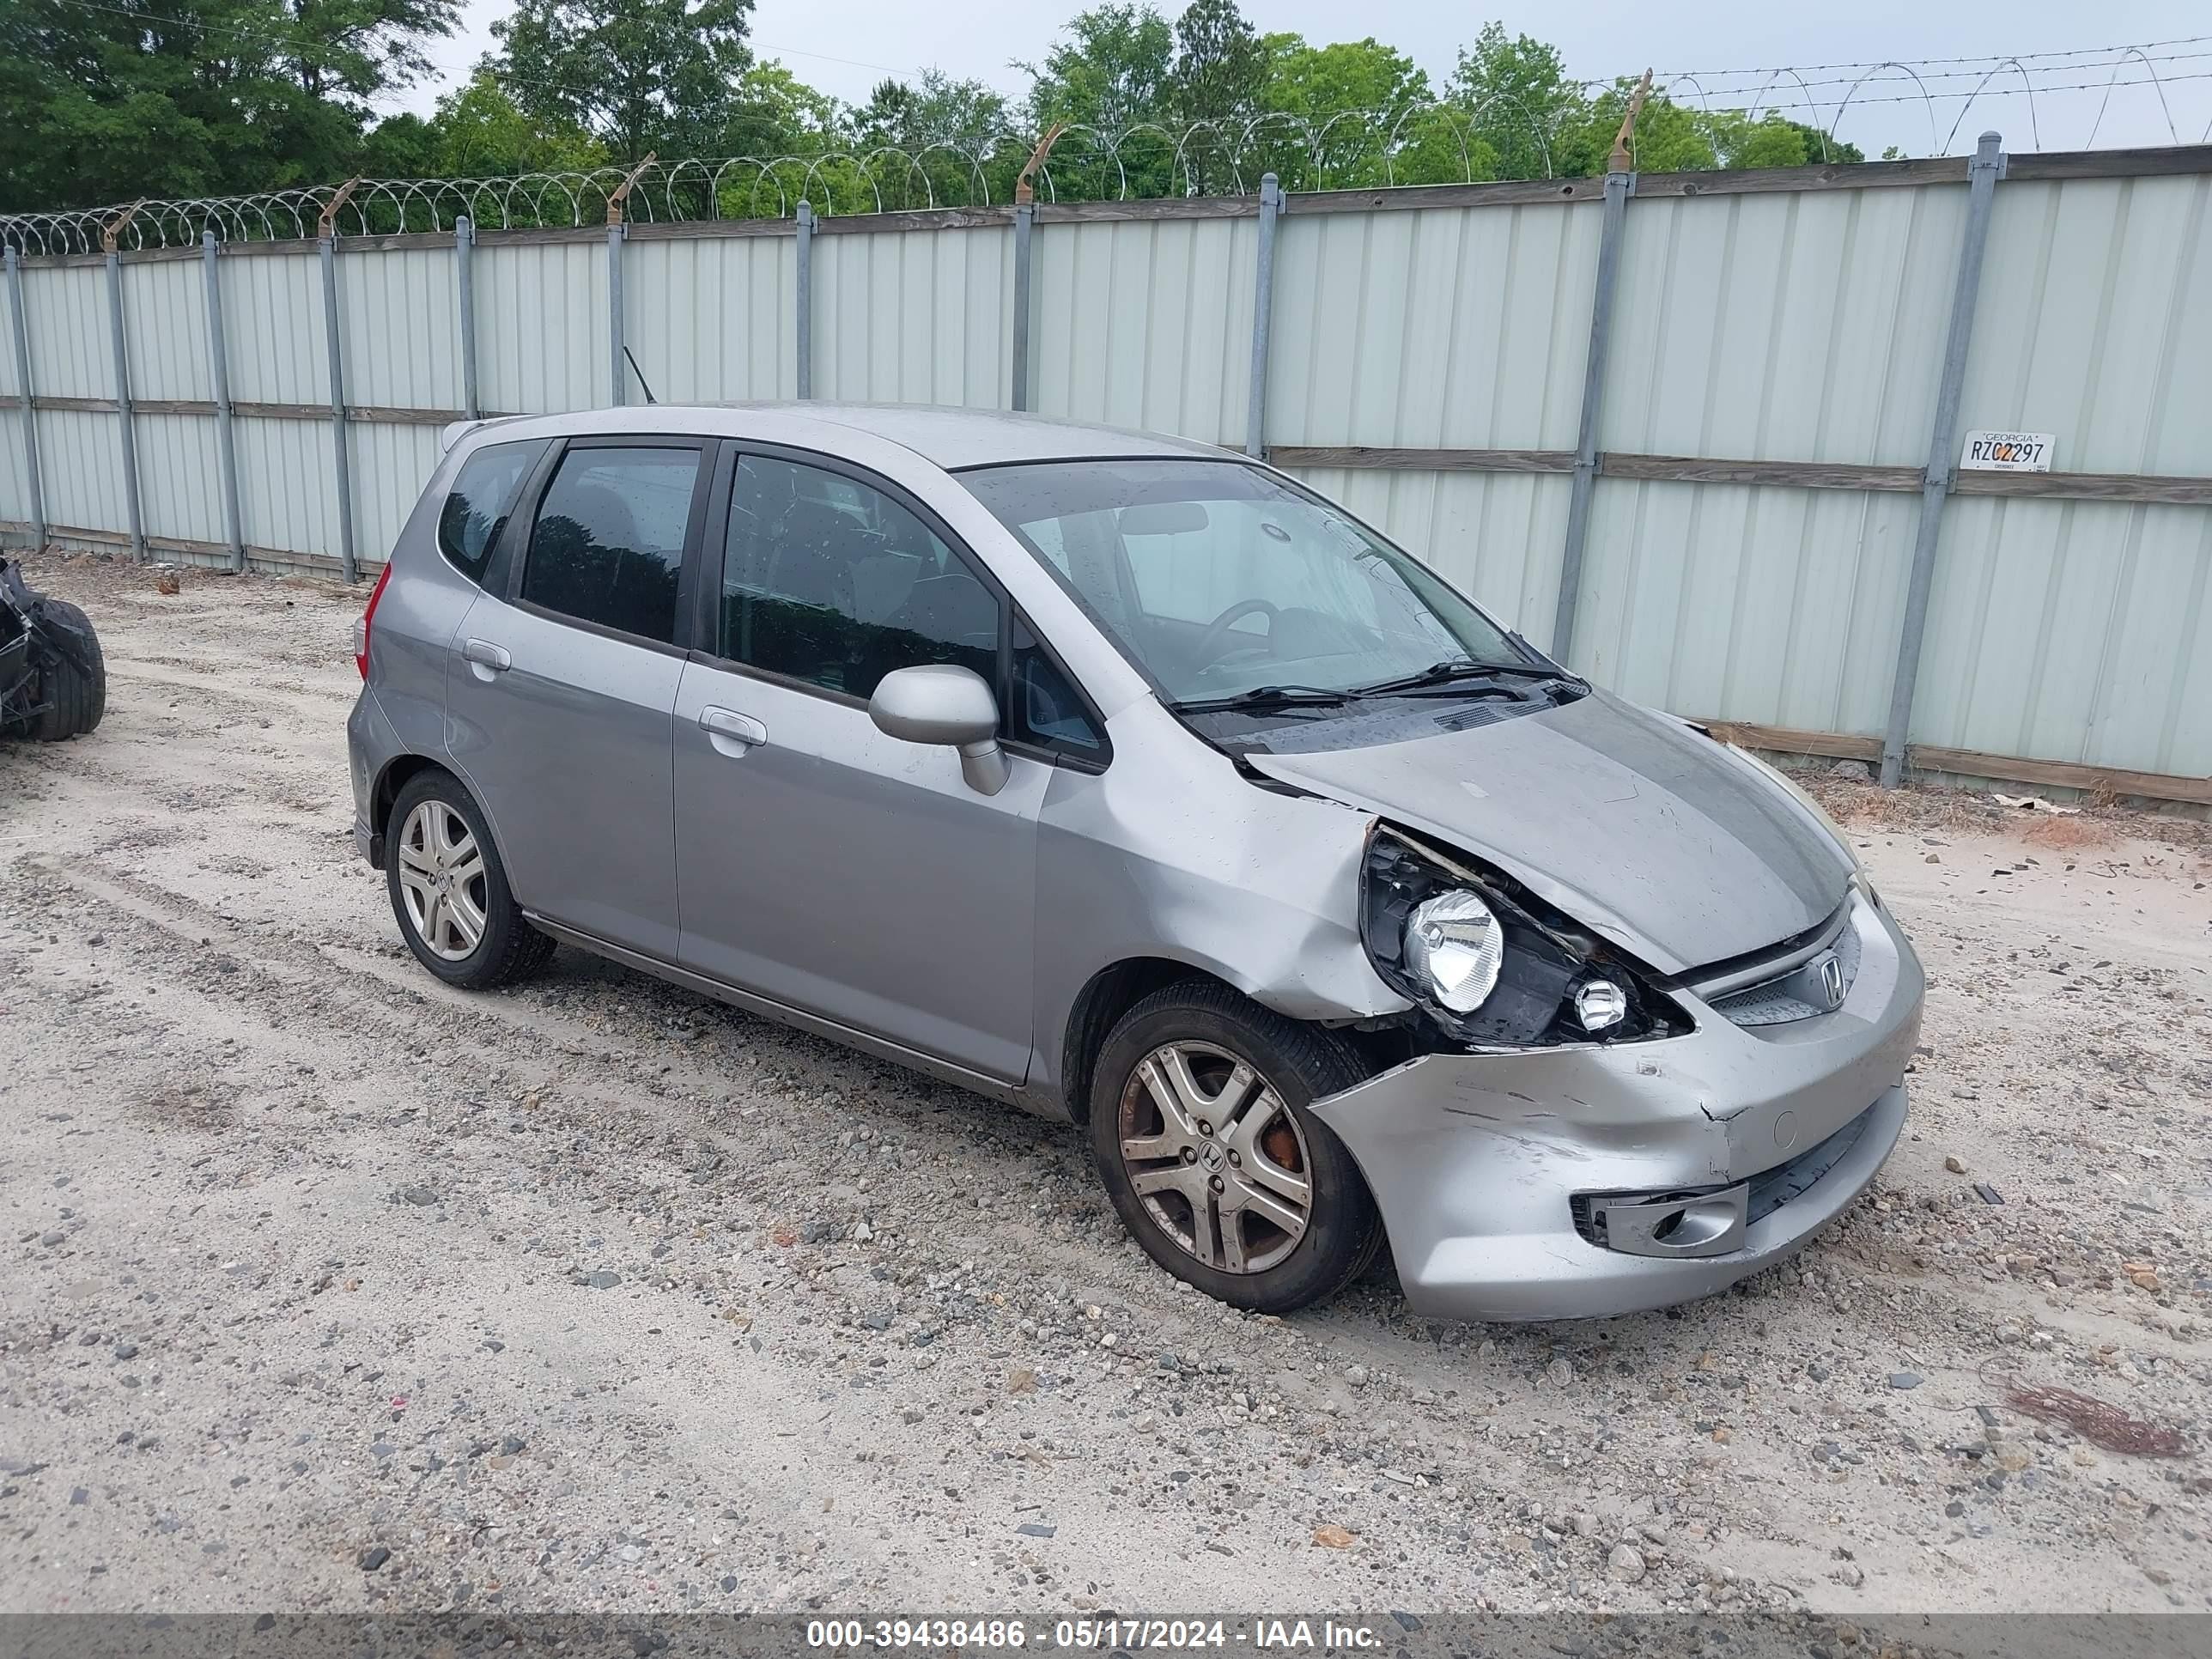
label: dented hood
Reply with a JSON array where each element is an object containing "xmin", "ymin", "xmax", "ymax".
[{"xmin": 1243, "ymin": 690, "xmax": 1853, "ymax": 975}]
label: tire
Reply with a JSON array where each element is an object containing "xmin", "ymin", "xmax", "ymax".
[
  {"xmin": 32, "ymin": 599, "xmax": 105, "ymax": 741},
  {"xmin": 1089, "ymin": 979, "xmax": 1382, "ymax": 1315},
  {"xmin": 385, "ymin": 769, "xmax": 555, "ymax": 990}
]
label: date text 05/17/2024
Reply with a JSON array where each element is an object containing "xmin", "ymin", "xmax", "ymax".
[{"xmin": 805, "ymin": 1618, "xmax": 1397, "ymax": 1650}]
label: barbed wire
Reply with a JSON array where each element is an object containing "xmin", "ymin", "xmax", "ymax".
[{"xmin": 5, "ymin": 50, "xmax": 2209, "ymax": 256}]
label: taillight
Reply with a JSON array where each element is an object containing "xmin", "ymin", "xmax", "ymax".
[{"xmin": 356, "ymin": 561, "xmax": 392, "ymax": 679}]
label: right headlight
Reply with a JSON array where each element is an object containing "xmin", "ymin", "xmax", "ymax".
[{"xmin": 1360, "ymin": 827, "xmax": 1689, "ymax": 1049}]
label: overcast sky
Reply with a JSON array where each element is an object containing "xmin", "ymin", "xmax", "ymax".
[{"xmin": 404, "ymin": 0, "xmax": 2212, "ymax": 159}]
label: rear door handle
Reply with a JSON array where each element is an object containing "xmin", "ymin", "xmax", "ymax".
[
  {"xmin": 698, "ymin": 706, "xmax": 768, "ymax": 753},
  {"xmin": 462, "ymin": 638, "xmax": 511, "ymax": 672}
]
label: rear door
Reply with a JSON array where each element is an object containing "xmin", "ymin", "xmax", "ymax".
[
  {"xmin": 671, "ymin": 447, "xmax": 1091, "ymax": 1084},
  {"xmin": 447, "ymin": 436, "xmax": 711, "ymax": 961}
]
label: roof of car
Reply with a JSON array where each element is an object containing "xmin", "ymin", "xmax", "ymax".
[
  {"xmin": 786, "ymin": 404, "xmax": 1231, "ymax": 470},
  {"xmin": 459, "ymin": 403, "xmax": 1235, "ymax": 471}
]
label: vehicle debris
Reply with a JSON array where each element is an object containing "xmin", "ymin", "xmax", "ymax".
[{"xmin": 0, "ymin": 555, "xmax": 106, "ymax": 741}]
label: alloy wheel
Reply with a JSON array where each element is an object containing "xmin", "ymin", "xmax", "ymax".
[
  {"xmin": 395, "ymin": 799, "xmax": 489, "ymax": 962},
  {"xmin": 1116, "ymin": 1040, "xmax": 1314, "ymax": 1273}
]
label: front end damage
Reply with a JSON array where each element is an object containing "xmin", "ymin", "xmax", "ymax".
[{"xmin": 1312, "ymin": 882, "xmax": 1923, "ymax": 1322}]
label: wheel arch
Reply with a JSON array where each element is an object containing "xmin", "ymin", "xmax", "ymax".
[{"xmin": 1059, "ymin": 956, "xmax": 1293, "ymax": 1126}]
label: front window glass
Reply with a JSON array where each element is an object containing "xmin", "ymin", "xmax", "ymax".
[
  {"xmin": 957, "ymin": 459, "xmax": 1525, "ymax": 706},
  {"xmin": 719, "ymin": 454, "xmax": 1000, "ymax": 701}
]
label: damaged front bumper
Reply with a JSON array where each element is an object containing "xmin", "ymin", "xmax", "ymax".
[{"xmin": 1310, "ymin": 889, "xmax": 1923, "ymax": 1322}]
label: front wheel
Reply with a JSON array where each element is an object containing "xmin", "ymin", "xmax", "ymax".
[
  {"xmin": 385, "ymin": 770, "xmax": 553, "ymax": 989},
  {"xmin": 1089, "ymin": 981, "xmax": 1382, "ymax": 1314}
]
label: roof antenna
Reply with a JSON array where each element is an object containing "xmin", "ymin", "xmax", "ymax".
[{"xmin": 623, "ymin": 346, "xmax": 658, "ymax": 404}]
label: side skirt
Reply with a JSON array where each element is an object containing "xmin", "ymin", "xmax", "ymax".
[{"xmin": 522, "ymin": 913, "xmax": 1068, "ymax": 1120}]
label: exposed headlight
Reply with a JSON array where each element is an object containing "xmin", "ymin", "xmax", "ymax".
[
  {"xmin": 1360, "ymin": 828, "xmax": 1689, "ymax": 1049},
  {"xmin": 1402, "ymin": 890, "xmax": 1503, "ymax": 1012}
]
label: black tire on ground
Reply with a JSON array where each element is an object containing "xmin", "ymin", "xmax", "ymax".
[
  {"xmin": 384, "ymin": 769, "xmax": 555, "ymax": 990},
  {"xmin": 32, "ymin": 599, "xmax": 105, "ymax": 741},
  {"xmin": 1089, "ymin": 979, "xmax": 1383, "ymax": 1315}
]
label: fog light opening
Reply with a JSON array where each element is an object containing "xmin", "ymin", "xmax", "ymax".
[{"xmin": 1574, "ymin": 978, "xmax": 1628, "ymax": 1033}]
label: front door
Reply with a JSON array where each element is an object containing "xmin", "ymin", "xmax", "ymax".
[
  {"xmin": 446, "ymin": 437, "xmax": 709, "ymax": 961},
  {"xmin": 672, "ymin": 448, "xmax": 1046, "ymax": 1084}
]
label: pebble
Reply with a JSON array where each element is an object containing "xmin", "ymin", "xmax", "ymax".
[
  {"xmin": 585, "ymin": 1271, "xmax": 620, "ymax": 1290},
  {"xmin": 1547, "ymin": 1358, "xmax": 1574, "ymax": 1389},
  {"xmin": 1943, "ymin": 1154, "xmax": 1966, "ymax": 1174},
  {"xmin": 358, "ymin": 1547, "xmax": 391, "ymax": 1571},
  {"xmin": 40, "ymin": 1232, "xmax": 64, "ymax": 1247},
  {"xmin": 1607, "ymin": 1544, "xmax": 1646, "ymax": 1582},
  {"xmin": 1889, "ymin": 1372, "xmax": 1922, "ymax": 1390},
  {"xmin": 1345, "ymin": 1365, "xmax": 1370, "ymax": 1389},
  {"xmin": 400, "ymin": 1185, "xmax": 438, "ymax": 1206}
]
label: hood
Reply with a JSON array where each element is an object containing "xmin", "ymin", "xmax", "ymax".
[{"xmin": 1243, "ymin": 690, "xmax": 1853, "ymax": 975}]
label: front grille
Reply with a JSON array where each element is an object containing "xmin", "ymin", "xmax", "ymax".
[{"xmin": 1711, "ymin": 917, "xmax": 1861, "ymax": 1027}]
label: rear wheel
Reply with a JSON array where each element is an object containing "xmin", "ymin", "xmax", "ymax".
[
  {"xmin": 32, "ymin": 599, "xmax": 105, "ymax": 741},
  {"xmin": 385, "ymin": 770, "xmax": 553, "ymax": 989},
  {"xmin": 1089, "ymin": 981, "xmax": 1382, "ymax": 1314}
]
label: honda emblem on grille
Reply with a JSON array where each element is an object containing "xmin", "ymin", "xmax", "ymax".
[{"xmin": 1819, "ymin": 951, "xmax": 1845, "ymax": 1009}]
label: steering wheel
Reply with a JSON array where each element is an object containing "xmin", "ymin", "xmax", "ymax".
[{"xmin": 1192, "ymin": 598, "xmax": 1279, "ymax": 670}]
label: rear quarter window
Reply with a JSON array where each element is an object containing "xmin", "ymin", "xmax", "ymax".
[{"xmin": 437, "ymin": 440, "xmax": 546, "ymax": 583}]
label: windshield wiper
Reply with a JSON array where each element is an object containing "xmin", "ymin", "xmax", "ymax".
[
  {"xmin": 1352, "ymin": 657, "xmax": 1581, "ymax": 696},
  {"xmin": 1170, "ymin": 684, "xmax": 1359, "ymax": 714}
]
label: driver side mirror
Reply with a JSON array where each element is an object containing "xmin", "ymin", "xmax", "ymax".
[{"xmin": 868, "ymin": 665, "xmax": 1010, "ymax": 796}]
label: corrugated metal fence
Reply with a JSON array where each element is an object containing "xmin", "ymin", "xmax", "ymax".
[{"xmin": 3, "ymin": 141, "xmax": 2208, "ymax": 802}]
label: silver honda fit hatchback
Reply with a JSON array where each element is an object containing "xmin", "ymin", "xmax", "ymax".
[{"xmin": 346, "ymin": 404, "xmax": 1923, "ymax": 1322}]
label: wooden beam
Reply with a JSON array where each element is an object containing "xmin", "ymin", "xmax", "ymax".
[
  {"xmin": 1951, "ymin": 468, "xmax": 2212, "ymax": 507},
  {"xmin": 1701, "ymin": 720, "xmax": 1881, "ymax": 763},
  {"xmin": 1267, "ymin": 445, "xmax": 2209, "ymax": 505},
  {"xmin": 1905, "ymin": 744, "xmax": 2212, "ymax": 806},
  {"xmin": 1698, "ymin": 719, "xmax": 2209, "ymax": 806},
  {"xmin": 1268, "ymin": 445, "xmax": 1574, "ymax": 473},
  {"xmin": 1597, "ymin": 453, "xmax": 1922, "ymax": 492}
]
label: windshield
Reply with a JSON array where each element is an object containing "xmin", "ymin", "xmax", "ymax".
[{"xmin": 957, "ymin": 459, "xmax": 1530, "ymax": 707}]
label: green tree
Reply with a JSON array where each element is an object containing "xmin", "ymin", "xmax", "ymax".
[
  {"xmin": 0, "ymin": 0, "xmax": 456, "ymax": 212},
  {"xmin": 1020, "ymin": 5, "xmax": 1178, "ymax": 198},
  {"xmin": 362, "ymin": 66, "xmax": 605, "ymax": 179},
  {"xmin": 1169, "ymin": 0, "xmax": 1263, "ymax": 191},
  {"xmin": 491, "ymin": 0, "xmax": 756, "ymax": 163},
  {"xmin": 1255, "ymin": 33, "xmax": 1445, "ymax": 188},
  {"xmin": 1447, "ymin": 24, "xmax": 1584, "ymax": 179}
]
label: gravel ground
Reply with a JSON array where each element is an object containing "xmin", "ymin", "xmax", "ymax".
[{"xmin": 3, "ymin": 551, "xmax": 2209, "ymax": 1619}]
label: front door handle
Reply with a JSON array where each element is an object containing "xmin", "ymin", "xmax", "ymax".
[
  {"xmin": 462, "ymin": 637, "xmax": 511, "ymax": 673},
  {"xmin": 698, "ymin": 705, "xmax": 768, "ymax": 754}
]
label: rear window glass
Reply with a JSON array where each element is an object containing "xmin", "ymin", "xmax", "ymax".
[
  {"xmin": 521, "ymin": 446, "xmax": 702, "ymax": 646},
  {"xmin": 437, "ymin": 440, "xmax": 545, "ymax": 583}
]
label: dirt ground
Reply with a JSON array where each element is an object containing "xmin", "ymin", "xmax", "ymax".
[{"xmin": 3, "ymin": 550, "xmax": 2209, "ymax": 1620}]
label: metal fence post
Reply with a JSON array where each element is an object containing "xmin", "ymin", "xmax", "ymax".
[
  {"xmin": 1010, "ymin": 200, "xmax": 1035, "ymax": 412},
  {"xmin": 607, "ymin": 221, "xmax": 626, "ymax": 408},
  {"xmin": 201, "ymin": 231, "xmax": 245, "ymax": 569},
  {"xmin": 1243, "ymin": 173, "xmax": 1281, "ymax": 459},
  {"xmin": 1550, "ymin": 167, "xmax": 1635, "ymax": 664},
  {"xmin": 319, "ymin": 233, "xmax": 358, "ymax": 583},
  {"xmin": 103, "ymin": 251, "xmax": 148, "ymax": 561},
  {"xmin": 1880, "ymin": 132, "xmax": 2007, "ymax": 787},
  {"xmin": 794, "ymin": 201, "xmax": 815, "ymax": 399},
  {"xmin": 3, "ymin": 248, "xmax": 46, "ymax": 552},
  {"xmin": 456, "ymin": 216, "xmax": 479, "ymax": 422}
]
